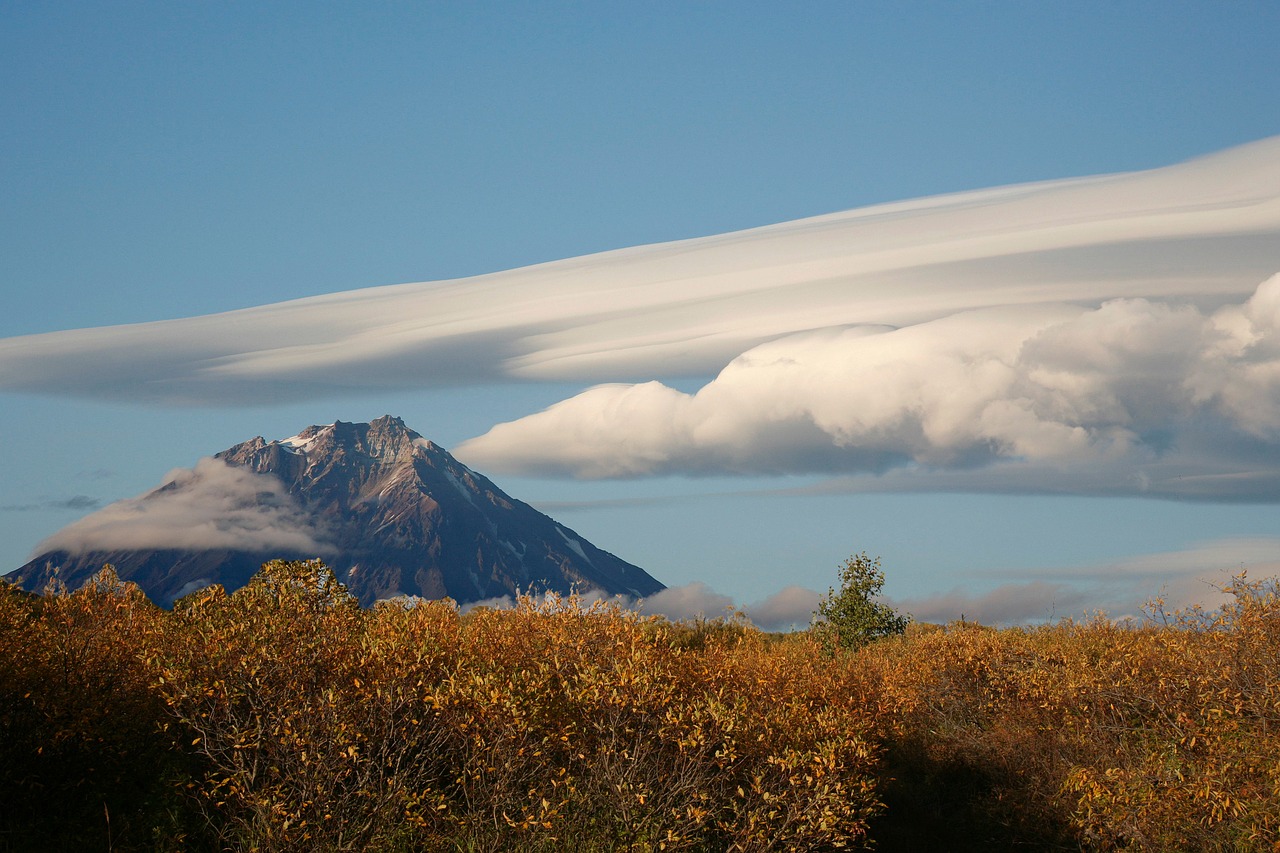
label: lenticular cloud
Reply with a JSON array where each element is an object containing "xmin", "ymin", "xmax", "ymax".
[{"xmin": 4, "ymin": 136, "xmax": 1280, "ymax": 496}]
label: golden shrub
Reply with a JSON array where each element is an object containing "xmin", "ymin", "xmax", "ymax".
[
  {"xmin": 10, "ymin": 558, "xmax": 1276, "ymax": 851},
  {"xmin": 855, "ymin": 576, "xmax": 1280, "ymax": 850},
  {"xmin": 151, "ymin": 564, "xmax": 883, "ymax": 851}
]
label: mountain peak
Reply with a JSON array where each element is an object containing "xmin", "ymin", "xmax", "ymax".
[{"xmin": 10, "ymin": 417, "xmax": 664, "ymax": 607}]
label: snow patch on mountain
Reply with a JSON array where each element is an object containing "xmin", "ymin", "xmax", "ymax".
[
  {"xmin": 555, "ymin": 526, "xmax": 590, "ymax": 564},
  {"xmin": 276, "ymin": 428, "xmax": 329, "ymax": 454}
]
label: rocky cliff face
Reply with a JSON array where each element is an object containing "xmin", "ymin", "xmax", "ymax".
[{"xmin": 10, "ymin": 415, "xmax": 664, "ymax": 606}]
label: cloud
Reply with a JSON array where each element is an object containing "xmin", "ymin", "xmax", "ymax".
[
  {"xmin": 52, "ymin": 495, "xmax": 100, "ymax": 510},
  {"xmin": 448, "ymin": 581, "xmax": 821, "ymax": 632},
  {"xmin": 2, "ymin": 495, "xmax": 101, "ymax": 512},
  {"xmin": 893, "ymin": 582, "xmax": 1089, "ymax": 626},
  {"xmin": 893, "ymin": 536, "xmax": 1280, "ymax": 625},
  {"xmin": 743, "ymin": 585, "xmax": 823, "ymax": 631},
  {"xmin": 395, "ymin": 536, "xmax": 1280, "ymax": 630},
  {"xmin": 460, "ymin": 594, "xmax": 517, "ymax": 613},
  {"xmin": 33, "ymin": 457, "xmax": 334, "ymax": 556},
  {"xmin": 618, "ymin": 583, "xmax": 819, "ymax": 632},
  {"xmin": 457, "ymin": 275, "xmax": 1280, "ymax": 499},
  {"xmin": 0, "ymin": 137, "xmax": 1278, "ymax": 407},
  {"xmin": 637, "ymin": 582, "xmax": 738, "ymax": 622},
  {"xmin": 4, "ymin": 138, "xmax": 1279, "ymax": 502}
]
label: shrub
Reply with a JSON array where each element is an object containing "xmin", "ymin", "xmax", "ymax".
[
  {"xmin": 152, "ymin": 562, "xmax": 884, "ymax": 851},
  {"xmin": 0, "ymin": 568, "xmax": 193, "ymax": 851},
  {"xmin": 11, "ymin": 557, "xmax": 1278, "ymax": 851},
  {"xmin": 813, "ymin": 553, "xmax": 909, "ymax": 652},
  {"xmin": 854, "ymin": 575, "xmax": 1280, "ymax": 850}
]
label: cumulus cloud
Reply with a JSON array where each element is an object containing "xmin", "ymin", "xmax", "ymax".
[
  {"xmin": 457, "ymin": 275, "xmax": 1280, "ymax": 499},
  {"xmin": 34, "ymin": 457, "xmax": 333, "ymax": 556}
]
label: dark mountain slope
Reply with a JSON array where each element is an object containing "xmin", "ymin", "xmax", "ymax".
[{"xmin": 10, "ymin": 416, "xmax": 664, "ymax": 606}]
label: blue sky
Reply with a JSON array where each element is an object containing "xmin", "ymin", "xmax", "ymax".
[{"xmin": 3, "ymin": 3, "xmax": 1280, "ymax": 624}]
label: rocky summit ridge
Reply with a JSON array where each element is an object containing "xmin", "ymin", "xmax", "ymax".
[{"xmin": 9, "ymin": 415, "xmax": 664, "ymax": 606}]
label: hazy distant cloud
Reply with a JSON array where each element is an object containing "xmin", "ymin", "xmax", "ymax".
[
  {"xmin": 460, "ymin": 594, "xmax": 516, "ymax": 613},
  {"xmin": 892, "ymin": 536, "xmax": 1280, "ymax": 625},
  {"xmin": 451, "ymin": 582, "xmax": 821, "ymax": 633},
  {"xmin": 34, "ymin": 458, "xmax": 333, "ymax": 556},
  {"xmin": 743, "ymin": 586, "xmax": 823, "ymax": 631},
  {"xmin": 458, "ymin": 275, "xmax": 1280, "ymax": 499},
  {"xmin": 2, "ymin": 495, "xmax": 101, "ymax": 513},
  {"xmin": 623, "ymin": 583, "xmax": 818, "ymax": 631},
  {"xmin": 632, "ymin": 581, "xmax": 819, "ymax": 627},
  {"xmin": 531, "ymin": 493, "xmax": 711, "ymax": 513},
  {"xmin": 51, "ymin": 495, "xmax": 99, "ymax": 510},
  {"xmin": 417, "ymin": 536, "xmax": 1280, "ymax": 630},
  {"xmin": 893, "ymin": 582, "xmax": 1088, "ymax": 626},
  {"xmin": 637, "ymin": 582, "xmax": 738, "ymax": 622}
]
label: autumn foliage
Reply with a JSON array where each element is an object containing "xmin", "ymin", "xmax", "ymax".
[
  {"xmin": 2, "ymin": 560, "xmax": 1279, "ymax": 851},
  {"xmin": 1, "ymin": 561, "xmax": 879, "ymax": 851},
  {"xmin": 853, "ymin": 575, "xmax": 1280, "ymax": 850}
]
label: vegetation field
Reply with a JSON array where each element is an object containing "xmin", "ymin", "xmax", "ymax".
[{"xmin": 2, "ymin": 559, "xmax": 1278, "ymax": 851}]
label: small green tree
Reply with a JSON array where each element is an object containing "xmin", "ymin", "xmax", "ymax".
[{"xmin": 814, "ymin": 552, "xmax": 909, "ymax": 651}]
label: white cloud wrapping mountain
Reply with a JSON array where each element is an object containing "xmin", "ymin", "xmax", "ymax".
[
  {"xmin": 34, "ymin": 458, "xmax": 334, "ymax": 556},
  {"xmin": 4, "ymin": 137, "xmax": 1280, "ymax": 496}
]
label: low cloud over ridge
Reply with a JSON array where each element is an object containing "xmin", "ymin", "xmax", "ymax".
[
  {"xmin": 461, "ymin": 583, "xmax": 822, "ymax": 634},
  {"xmin": 35, "ymin": 458, "xmax": 333, "ymax": 557}
]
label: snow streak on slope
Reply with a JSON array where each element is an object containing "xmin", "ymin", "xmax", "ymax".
[{"xmin": 3, "ymin": 137, "xmax": 1280, "ymax": 496}]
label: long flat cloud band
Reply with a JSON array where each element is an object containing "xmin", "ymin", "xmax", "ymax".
[{"xmin": 4, "ymin": 137, "xmax": 1280, "ymax": 496}]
